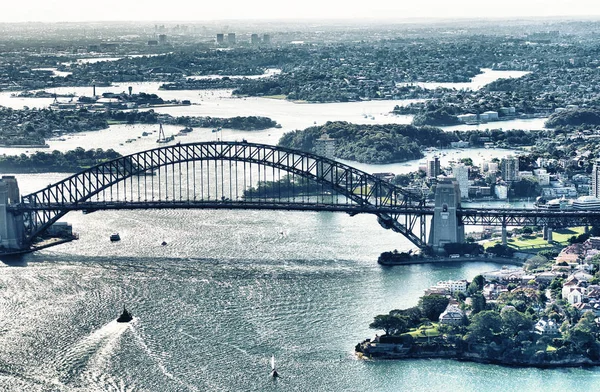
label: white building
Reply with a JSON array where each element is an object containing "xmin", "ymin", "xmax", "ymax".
[
  {"xmin": 518, "ymin": 171, "xmax": 534, "ymax": 180},
  {"xmin": 432, "ymin": 280, "xmax": 468, "ymax": 294},
  {"xmin": 482, "ymin": 111, "xmax": 499, "ymax": 121},
  {"xmin": 501, "ymin": 156, "xmax": 519, "ymax": 182},
  {"xmin": 451, "ymin": 164, "xmax": 470, "ymax": 199},
  {"xmin": 590, "ymin": 159, "xmax": 600, "ymax": 198},
  {"xmin": 439, "ymin": 305, "xmax": 465, "ymax": 325},
  {"xmin": 534, "ymin": 319, "xmax": 560, "ymax": 335},
  {"xmin": 495, "ymin": 184, "xmax": 508, "ymax": 200},
  {"xmin": 534, "ymin": 169, "xmax": 550, "ymax": 186},
  {"xmin": 457, "ymin": 113, "xmax": 478, "ymax": 123}
]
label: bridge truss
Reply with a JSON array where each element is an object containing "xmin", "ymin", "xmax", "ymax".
[{"xmin": 13, "ymin": 141, "xmax": 430, "ymax": 248}]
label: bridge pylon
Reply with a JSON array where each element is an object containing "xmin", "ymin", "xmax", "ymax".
[
  {"xmin": 429, "ymin": 177, "xmax": 464, "ymax": 254},
  {"xmin": 0, "ymin": 176, "xmax": 24, "ymax": 251}
]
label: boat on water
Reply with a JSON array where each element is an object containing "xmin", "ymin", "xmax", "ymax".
[
  {"xmin": 116, "ymin": 307, "xmax": 133, "ymax": 323},
  {"xmin": 270, "ymin": 355, "xmax": 279, "ymax": 378},
  {"xmin": 156, "ymin": 123, "xmax": 175, "ymax": 143},
  {"xmin": 161, "ymin": 241, "xmax": 167, "ymax": 246},
  {"xmin": 110, "ymin": 233, "xmax": 121, "ymax": 242}
]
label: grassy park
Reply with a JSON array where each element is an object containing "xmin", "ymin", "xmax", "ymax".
[{"xmin": 483, "ymin": 227, "xmax": 587, "ymax": 252}]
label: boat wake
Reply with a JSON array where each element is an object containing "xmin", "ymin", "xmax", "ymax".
[
  {"xmin": 130, "ymin": 325, "xmax": 204, "ymax": 391},
  {"xmin": 56, "ymin": 319, "xmax": 133, "ymax": 391}
]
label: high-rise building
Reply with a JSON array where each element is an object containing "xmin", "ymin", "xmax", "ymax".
[
  {"xmin": 314, "ymin": 133, "xmax": 336, "ymax": 159},
  {"xmin": 590, "ymin": 159, "xmax": 600, "ymax": 197},
  {"xmin": 227, "ymin": 33, "xmax": 236, "ymax": 45},
  {"xmin": 158, "ymin": 34, "xmax": 167, "ymax": 45},
  {"xmin": 452, "ymin": 164, "xmax": 470, "ymax": 199},
  {"xmin": 427, "ymin": 156, "xmax": 441, "ymax": 179},
  {"xmin": 501, "ymin": 155, "xmax": 519, "ymax": 182},
  {"xmin": 251, "ymin": 34, "xmax": 260, "ymax": 44},
  {"xmin": 263, "ymin": 34, "xmax": 271, "ymax": 44},
  {"xmin": 216, "ymin": 33, "xmax": 224, "ymax": 44}
]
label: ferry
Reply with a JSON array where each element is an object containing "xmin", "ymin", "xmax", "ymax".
[{"xmin": 110, "ymin": 233, "xmax": 121, "ymax": 242}]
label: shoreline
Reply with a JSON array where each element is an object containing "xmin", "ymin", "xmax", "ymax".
[
  {"xmin": 356, "ymin": 350, "xmax": 600, "ymax": 368},
  {"xmin": 378, "ymin": 256, "xmax": 524, "ymax": 266}
]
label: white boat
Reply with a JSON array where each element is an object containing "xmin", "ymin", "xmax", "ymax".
[{"xmin": 270, "ymin": 355, "xmax": 279, "ymax": 378}]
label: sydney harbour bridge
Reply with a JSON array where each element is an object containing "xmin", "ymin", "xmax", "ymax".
[{"xmin": 2, "ymin": 141, "xmax": 600, "ymax": 256}]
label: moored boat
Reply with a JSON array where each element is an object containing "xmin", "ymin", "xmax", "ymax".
[{"xmin": 110, "ymin": 233, "xmax": 121, "ymax": 242}]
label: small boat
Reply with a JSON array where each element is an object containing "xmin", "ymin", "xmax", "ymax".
[
  {"xmin": 156, "ymin": 123, "xmax": 175, "ymax": 143},
  {"xmin": 161, "ymin": 241, "xmax": 167, "ymax": 246},
  {"xmin": 270, "ymin": 355, "xmax": 279, "ymax": 378},
  {"xmin": 110, "ymin": 233, "xmax": 121, "ymax": 242},
  {"xmin": 116, "ymin": 307, "xmax": 133, "ymax": 323}
]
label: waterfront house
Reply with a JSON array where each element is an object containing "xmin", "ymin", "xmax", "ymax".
[
  {"xmin": 482, "ymin": 283, "xmax": 508, "ymax": 301},
  {"xmin": 438, "ymin": 305, "xmax": 465, "ymax": 326},
  {"xmin": 534, "ymin": 319, "xmax": 560, "ymax": 335}
]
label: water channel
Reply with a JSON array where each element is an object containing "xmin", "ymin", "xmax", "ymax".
[{"xmin": 2, "ymin": 70, "xmax": 590, "ymax": 391}]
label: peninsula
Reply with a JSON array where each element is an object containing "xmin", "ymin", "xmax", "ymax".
[{"xmin": 358, "ymin": 237, "xmax": 600, "ymax": 367}]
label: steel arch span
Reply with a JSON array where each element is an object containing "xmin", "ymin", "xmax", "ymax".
[{"xmin": 15, "ymin": 141, "xmax": 430, "ymax": 249}]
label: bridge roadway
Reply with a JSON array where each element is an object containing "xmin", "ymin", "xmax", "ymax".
[
  {"xmin": 11, "ymin": 200, "xmax": 600, "ymax": 228},
  {"xmin": 3, "ymin": 140, "xmax": 600, "ymax": 254}
]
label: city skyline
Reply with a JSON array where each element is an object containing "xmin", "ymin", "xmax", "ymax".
[{"xmin": 5, "ymin": 0, "xmax": 600, "ymax": 23}]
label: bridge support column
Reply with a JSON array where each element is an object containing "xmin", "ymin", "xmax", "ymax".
[
  {"xmin": 543, "ymin": 225, "xmax": 548, "ymax": 240},
  {"xmin": 429, "ymin": 178, "xmax": 464, "ymax": 254},
  {"xmin": 547, "ymin": 227, "xmax": 553, "ymax": 242},
  {"xmin": 0, "ymin": 176, "xmax": 24, "ymax": 251},
  {"xmin": 502, "ymin": 225, "xmax": 507, "ymax": 246}
]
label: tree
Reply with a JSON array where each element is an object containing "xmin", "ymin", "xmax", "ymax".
[
  {"xmin": 522, "ymin": 227, "xmax": 534, "ymax": 235},
  {"xmin": 460, "ymin": 157, "xmax": 473, "ymax": 166},
  {"xmin": 501, "ymin": 307, "xmax": 533, "ymax": 337},
  {"xmin": 524, "ymin": 255, "xmax": 548, "ymax": 272},
  {"xmin": 471, "ymin": 293, "xmax": 487, "ymax": 314},
  {"xmin": 389, "ymin": 307, "xmax": 422, "ymax": 329},
  {"xmin": 487, "ymin": 244, "xmax": 515, "ymax": 257},
  {"xmin": 471, "ymin": 275, "xmax": 485, "ymax": 291},
  {"xmin": 369, "ymin": 314, "xmax": 409, "ymax": 336},
  {"xmin": 465, "ymin": 310, "xmax": 503, "ymax": 343},
  {"xmin": 418, "ymin": 295, "xmax": 450, "ymax": 321}
]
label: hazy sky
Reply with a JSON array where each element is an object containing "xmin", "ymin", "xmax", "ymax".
[{"xmin": 5, "ymin": 0, "xmax": 600, "ymax": 23}]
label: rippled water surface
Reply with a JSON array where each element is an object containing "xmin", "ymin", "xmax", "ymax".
[{"xmin": 2, "ymin": 198, "xmax": 600, "ymax": 391}]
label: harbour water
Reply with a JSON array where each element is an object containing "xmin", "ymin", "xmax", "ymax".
[
  {"xmin": 1, "ymin": 186, "xmax": 598, "ymax": 391},
  {"xmin": 1, "ymin": 70, "xmax": 590, "ymax": 391}
]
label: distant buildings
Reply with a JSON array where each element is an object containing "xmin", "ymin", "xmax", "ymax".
[
  {"xmin": 216, "ymin": 33, "xmax": 224, "ymax": 44},
  {"xmin": 451, "ymin": 164, "xmax": 469, "ymax": 199},
  {"xmin": 590, "ymin": 159, "xmax": 600, "ymax": 198},
  {"xmin": 495, "ymin": 184, "xmax": 508, "ymax": 200},
  {"xmin": 427, "ymin": 156, "xmax": 441, "ymax": 179},
  {"xmin": 501, "ymin": 155, "xmax": 519, "ymax": 182},
  {"xmin": 314, "ymin": 133, "xmax": 336, "ymax": 159},
  {"xmin": 227, "ymin": 33, "xmax": 236, "ymax": 45}
]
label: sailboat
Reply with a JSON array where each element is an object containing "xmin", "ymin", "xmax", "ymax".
[
  {"xmin": 270, "ymin": 355, "xmax": 279, "ymax": 378},
  {"xmin": 156, "ymin": 123, "xmax": 174, "ymax": 143}
]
